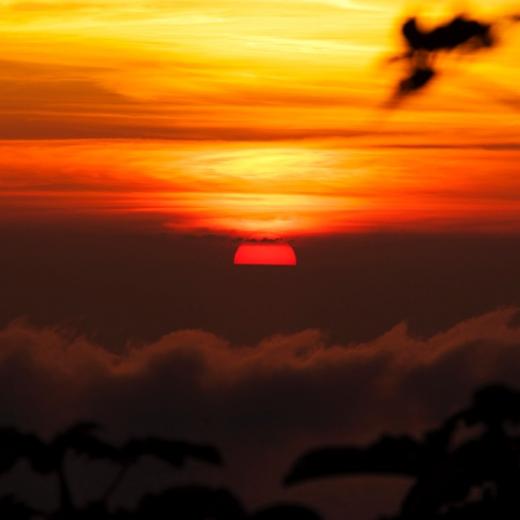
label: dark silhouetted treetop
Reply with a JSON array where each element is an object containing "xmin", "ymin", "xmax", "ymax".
[{"xmin": 286, "ymin": 384, "xmax": 520, "ymax": 519}]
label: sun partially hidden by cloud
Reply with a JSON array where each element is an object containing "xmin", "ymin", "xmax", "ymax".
[{"xmin": 0, "ymin": 0, "xmax": 519, "ymax": 236}]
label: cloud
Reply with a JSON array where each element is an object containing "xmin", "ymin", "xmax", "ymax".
[
  {"xmin": 2, "ymin": 307, "xmax": 520, "ymax": 440},
  {"xmin": 2, "ymin": 308, "xmax": 520, "ymax": 517},
  {"xmin": 388, "ymin": 13, "xmax": 520, "ymax": 104}
]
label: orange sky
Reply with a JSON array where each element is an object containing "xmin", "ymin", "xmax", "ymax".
[{"xmin": 1, "ymin": 0, "xmax": 519, "ymax": 236}]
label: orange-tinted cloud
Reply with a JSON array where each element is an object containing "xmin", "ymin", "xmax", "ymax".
[
  {"xmin": 0, "ymin": 0, "xmax": 519, "ymax": 138},
  {"xmin": 0, "ymin": 0, "xmax": 519, "ymax": 236},
  {"xmin": 1, "ymin": 139, "xmax": 520, "ymax": 235}
]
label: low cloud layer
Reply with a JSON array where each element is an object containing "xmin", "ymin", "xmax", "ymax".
[
  {"xmin": 2, "ymin": 307, "xmax": 520, "ymax": 440},
  {"xmin": 2, "ymin": 308, "xmax": 520, "ymax": 518}
]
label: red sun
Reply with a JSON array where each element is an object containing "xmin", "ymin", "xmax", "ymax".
[{"xmin": 234, "ymin": 242, "xmax": 297, "ymax": 266}]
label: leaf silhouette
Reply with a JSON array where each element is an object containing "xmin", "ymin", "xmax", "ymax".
[
  {"xmin": 461, "ymin": 385, "xmax": 520, "ymax": 428},
  {"xmin": 52, "ymin": 422, "xmax": 120, "ymax": 463},
  {"xmin": 0, "ymin": 422, "xmax": 231, "ymax": 518},
  {"xmin": 120, "ymin": 437, "xmax": 223, "ymax": 467},
  {"xmin": 285, "ymin": 435, "xmax": 421, "ymax": 485},
  {"xmin": 0, "ymin": 494, "xmax": 40, "ymax": 519},
  {"xmin": 134, "ymin": 485, "xmax": 246, "ymax": 520},
  {"xmin": 0, "ymin": 428, "xmax": 27, "ymax": 474},
  {"xmin": 250, "ymin": 504, "xmax": 321, "ymax": 520},
  {"xmin": 22, "ymin": 423, "xmax": 118, "ymax": 475},
  {"xmin": 286, "ymin": 383, "xmax": 520, "ymax": 519}
]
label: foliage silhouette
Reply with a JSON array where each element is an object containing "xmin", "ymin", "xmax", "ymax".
[
  {"xmin": 0, "ymin": 494, "xmax": 40, "ymax": 519},
  {"xmin": 0, "ymin": 423, "xmax": 223, "ymax": 518},
  {"xmin": 250, "ymin": 504, "xmax": 322, "ymax": 520},
  {"xmin": 130, "ymin": 485, "xmax": 245, "ymax": 519},
  {"xmin": 285, "ymin": 384, "xmax": 520, "ymax": 519},
  {"xmin": 0, "ymin": 423, "xmax": 320, "ymax": 519}
]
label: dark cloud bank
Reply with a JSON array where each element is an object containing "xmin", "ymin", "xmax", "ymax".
[{"xmin": 2, "ymin": 308, "xmax": 520, "ymax": 519}]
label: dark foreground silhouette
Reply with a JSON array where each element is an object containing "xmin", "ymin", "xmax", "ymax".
[
  {"xmin": 286, "ymin": 384, "xmax": 520, "ymax": 519},
  {"xmin": 3, "ymin": 385, "xmax": 520, "ymax": 519},
  {"xmin": 0, "ymin": 423, "xmax": 319, "ymax": 519}
]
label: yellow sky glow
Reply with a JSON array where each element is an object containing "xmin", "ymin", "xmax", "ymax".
[{"xmin": 0, "ymin": 0, "xmax": 519, "ymax": 236}]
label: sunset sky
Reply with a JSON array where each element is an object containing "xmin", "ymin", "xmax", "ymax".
[
  {"xmin": 1, "ymin": 0, "xmax": 519, "ymax": 236},
  {"xmin": 2, "ymin": 2, "xmax": 520, "ymax": 519}
]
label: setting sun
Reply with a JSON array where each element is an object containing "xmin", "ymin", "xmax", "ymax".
[{"xmin": 234, "ymin": 242, "xmax": 297, "ymax": 265}]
